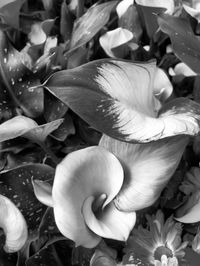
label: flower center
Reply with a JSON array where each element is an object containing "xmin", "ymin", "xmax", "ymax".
[{"xmin": 154, "ymin": 246, "xmax": 173, "ymax": 261}]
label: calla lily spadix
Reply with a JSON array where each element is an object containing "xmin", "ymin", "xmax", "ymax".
[{"xmin": 33, "ymin": 146, "xmax": 136, "ymax": 248}]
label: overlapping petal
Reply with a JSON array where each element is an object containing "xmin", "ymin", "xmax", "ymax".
[
  {"xmin": 100, "ymin": 135, "xmax": 189, "ymax": 211},
  {"xmin": 135, "ymin": 0, "xmax": 175, "ymax": 15},
  {"xmin": 99, "ymin": 27, "xmax": 133, "ymax": 58},
  {"xmin": 52, "ymin": 146, "xmax": 135, "ymax": 248},
  {"xmin": 45, "ymin": 59, "xmax": 200, "ymax": 143}
]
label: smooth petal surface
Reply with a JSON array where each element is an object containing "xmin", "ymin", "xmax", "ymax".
[
  {"xmin": 100, "ymin": 135, "xmax": 189, "ymax": 211},
  {"xmin": 116, "ymin": 0, "xmax": 134, "ymax": 18},
  {"xmin": 135, "ymin": 0, "xmax": 174, "ymax": 14},
  {"xmin": 153, "ymin": 68, "xmax": 173, "ymax": 102},
  {"xmin": 83, "ymin": 198, "xmax": 136, "ymax": 241},
  {"xmin": 99, "ymin": 27, "xmax": 133, "ymax": 58},
  {"xmin": 52, "ymin": 146, "xmax": 124, "ymax": 248},
  {"xmin": 45, "ymin": 59, "xmax": 200, "ymax": 143},
  {"xmin": 0, "ymin": 195, "xmax": 28, "ymax": 252},
  {"xmin": 173, "ymin": 62, "xmax": 197, "ymax": 77},
  {"xmin": 32, "ymin": 179, "xmax": 53, "ymax": 207}
]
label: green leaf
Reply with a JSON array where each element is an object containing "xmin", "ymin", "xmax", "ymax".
[
  {"xmin": 90, "ymin": 249, "xmax": 117, "ymax": 266},
  {"xmin": 136, "ymin": 4, "xmax": 165, "ymax": 38},
  {"xmin": 0, "ymin": 0, "xmax": 25, "ymax": 29},
  {"xmin": 0, "ymin": 29, "xmax": 43, "ymax": 117},
  {"xmin": 0, "ymin": 164, "xmax": 55, "ymax": 237},
  {"xmin": 67, "ymin": 1, "xmax": 117, "ymax": 53},
  {"xmin": 0, "ymin": 115, "xmax": 63, "ymax": 143},
  {"xmin": 158, "ymin": 13, "xmax": 200, "ymax": 74},
  {"xmin": 23, "ymin": 118, "xmax": 64, "ymax": 143}
]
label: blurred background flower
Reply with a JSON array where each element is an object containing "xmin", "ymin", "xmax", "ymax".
[{"xmin": 123, "ymin": 210, "xmax": 188, "ymax": 265}]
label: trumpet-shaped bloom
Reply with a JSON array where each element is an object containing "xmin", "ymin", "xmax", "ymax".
[
  {"xmin": 99, "ymin": 27, "xmax": 133, "ymax": 58},
  {"xmin": 44, "ymin": 58, "xmax": 200, "ymax": 243},
  {"xmin": 45, "ymin": 59, "xmax": 200, "ymax": 143},
  {"xmin": 135, "ymin": 0, "xmax": 175, "ymax": 15},
  {"xmin": 0, "ymin": 195, "xmax": 28, "ymax": 252},
  {"xmin": 33, "ymin": 146, "xmax": 136, "ymax": 248},
  {"xmin": 100, "ymin": 135, "xmax": 188, "ymax": 211}
]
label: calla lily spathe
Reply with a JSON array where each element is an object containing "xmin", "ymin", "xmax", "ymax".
[
  {"xmin": 100, "ymin": 135, "xmax": 188, "ymax": 211},
  {"xmin": 33, "ymin": 146, "xmax": 136, "ymax": 248},
  {"xmin": 43, "ymin": 58, "xmax": 200, "ymax": 245},
  {"xmin": 0, "ymin": 195, "xmax": 28, "ymax": 252}
]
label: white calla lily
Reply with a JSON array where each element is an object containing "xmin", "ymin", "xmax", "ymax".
[
  {"xmin": 0, "ymin": 195, "xmax": 28, "ymax": 252},
  {"xmin": 116, "ymin": 0, "xmax": 134, "ymax": 18},
  {"xmin": 171, "ymin": 62, "xmax": 197, "ymax": 77},
  {"xmin": 135, "ymin": 0, "xmax": 175, "ymax": 14},
  {"xmin": 45, "ymin": 58, "xmax": 200, "ymax": 223},
  {"xmin": 99, "ymin": 27, "xmax": 133, "ymax": 58},
  {"xmin": 34, "ymin": 146, "xmax": 136, "ymax": 248},
  {"xmin": 100, "ymin": 135, "xmax": 188, "ymax": 211}
]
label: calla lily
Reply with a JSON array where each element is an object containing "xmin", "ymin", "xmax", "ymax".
[
  {"xmin": 33, "ymin": 146, "xmax": 136, "ymax": 248},
  {"xmin": 116, "ymin": 0, "xmax": 134, "ymax": 18},
  {"xmin": 99, "ymin": 27, "xmax": 133, "ymax": 58},
  {"xmin": 100, "ymin": 135, "xmax": 188, "ymax": 211},
  {"xmin": 44, "ymin": 58, "xmax": 200, "ymax": 212},
  {"xmin": 45, "ymin": 59, "xmax": 200, "ymax": 143},
  {"xmin": 169, "ymin": 62, "xmax": 197, "ymax": 77},
  {"xmin": 135, "ymin": 0, "xmax": 175, "ymax": 15},
  {"xmin": 0, "ymin": 195, "xmax": 28, "ymax": 253}
]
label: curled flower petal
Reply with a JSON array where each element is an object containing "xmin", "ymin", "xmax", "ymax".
[
  {"xmin": 135, "ymin": 0, "xmax": 174, "ymax": 15},
  {"xmin": 32, "ymin": 179, "xmax": 53, "ymax": 207},
  {"xmin": 52, "ymin": 146, "xmax": 124, "ymax": 248},
  {"xmin": 0, "ymin": 195, "xmax": 28, "ymax": 253},
  {"xmin": 99, "ymin": 27, "xmax": 133, "ymax": 58},
  {"xmin": 100, "ymin": 135, "xmax": 189, "ymax": 211},
  {"xmin": 116, "ymin": 0, "xmax": 134, "ymax": 18},
  {"xmin": 173, "ymin": 62, "xmax": 197, "ymax": 77},
  {"xmin": 45, "ymin": 59, "xmax": 200, "ymax": 143},
  {"xmin": 153, "ymin": 68, "xmax": 173, "ymax": 102},
  {"xmin": 83, "ymin": 197, "xmax": 136, "ymax": 241},
  {"xmin": 183, "ymin": 4, "xmax": 200, "ymax": 23}
]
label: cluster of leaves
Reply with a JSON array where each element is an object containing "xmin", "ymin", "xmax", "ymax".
[{"xmin": 1, "ymin": 0, "xmax": 200, "ymax": 265}]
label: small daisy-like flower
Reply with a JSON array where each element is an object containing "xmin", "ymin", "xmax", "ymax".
[
  {"xmin": 179, "ymin": 167, "xmax": 200, "ymax": 195},
  {"xmin": 123, "ymin": 210, "xmax": 188, "ymax": 266}
]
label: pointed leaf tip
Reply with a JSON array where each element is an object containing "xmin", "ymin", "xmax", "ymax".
[{"xmin": 32, "ymin": 179, "xmax": 53, "ymax": 207}]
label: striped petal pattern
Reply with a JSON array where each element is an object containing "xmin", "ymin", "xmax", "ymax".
[
  {"xmin": 100, "ymin": 135, "xmax": 189, "ymax": 211},
  {"xmin": 45, "ymin": 59, "xmax": 200, "ymax": 143}
]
